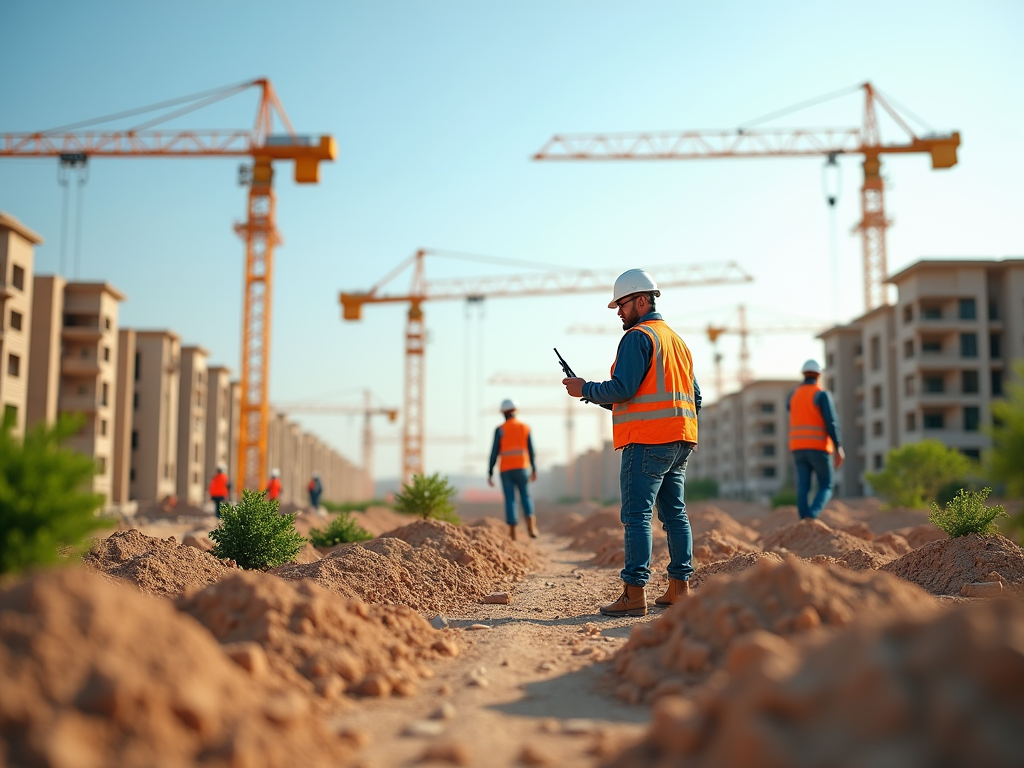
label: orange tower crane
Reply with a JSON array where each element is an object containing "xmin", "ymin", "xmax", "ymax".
[
  {"xmin": 0, "ymin": 79, "xmax": 336, "ymax": 490},
  {"xmin": 534, "ymin": 82, "xmax": 959, "ymax": 312},
  {"xmin": 339, "ymin": 250, "xmax": 753, "ymax": 484}
]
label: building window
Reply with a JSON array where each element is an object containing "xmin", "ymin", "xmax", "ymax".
[
  {"xmin": 872, "ymin": 385, "xmax": 883, "ymax": 409},
  {"xmin": 133, "ymin": 392, "xmax": 139, "ymax": 410},
  {"xmin": 194, "ymin": 444, "xmax": 200, "ymax": 462},
  {"xmin": 10, "ymin": 310, "xmax": 22, "ymax": 331},
  {"xmin": 759, "ymin": 402, "xmax": 774, "ymax": 413},
  {"xmin": 923, "ymin": 375, "xmax": 944, "ymax": 393},
  {"xmin": 101, "ymin": 382, "xmax": 109, "ymax": 407},
  {"xmin": 988, "ymin": 301, "xmax": 999, "ymax": 320},
  {"xmin": 964, "ymin": 407, "xmax": 980, "ymax": 432},
  {"xmin": 874, "ymin": 454, "xmax": 883, "ymax": 470},
  {"xmin": 960, "ymin": 333, "xmax": 978, "ymax": 358},
  {"xmin": 923, "ymin": 411, "xmax": 945, "ymax": 430},
  {"xmin": 760, "ymin": 423, "xmax": 775, "ymax": 435},
  {"xmin": 922, "ymin": 339, "xmax": 942, "ymax": 353},
  {"xmin": 872, "ymin": 420, "xmax": 883, "ymax": 436},
  {"xmin": 130, "ymin": 468, "xmax": 136, "ymax": 482},
  {"xmin": 193, "ymin": 471, "xmax": 199, "ymax": 484},
  {"xmin": 761, "ymin": 466, "xmax": 777, "ymax": 478},
  {"xmin": 992, "ymin": 370, "xmax": 1004, "ymax": 396},
  {"xmin": 826, "ymin": 376, "xmax": 834, "ymax": 392},
  {"xmin": 904, "ymin": 339, "xmax": 914, "ymax": 358},
  {"xmin": 870, "ymin": 335, "xmax": 881, "ymax": 371},
  {"xmin": 961, "ymin": 448, "xmax": 981, "ymax": 460},
  {"xmin": 3, "ymin": 404, "xmax": 17, "ymax": 428},
  {"xmin": 77, "ymin": 384, "xmax": 87, "ymax": 396},
  {"xmin": 962, "ymin": 370, "xmax": 979, "ymax": 394},
  {"xmin": 906, "ymin": 412, "xmax": 916, "ymax": 431},
  {"xmin": 922, "ymin": 305, "xmax": 942, "ymax": 320},
  {"xmin": 958, "ymin": 298, "xmax": 976, "ymax": 320},
  {"xmin": 7, "ymin": 354, "xmax": 20, "ymax": 378},
  {"xmin": 100, "ymin": 419, "xmax": 107, "ymax": 436},
  {"xmin": 131, "ymin": 430, "xmax": 138, "ymax": 449},
  {"xmin": 12, "ymin": 265, "xmax": 24, "ymax": 290},
  {"xmin": 104, "ymin": 316, "xmax": 111, "ymax": 330},
  {"xmin": 103, "ymin": 346, "xmax": 110, "ymax": 362},
  {"xmin": 96, "ymin": 456, "xmax": 106, "ymax": 474},
  {"xmin": 902, "ymin": 305, "xmax": 913, "ymax": 324},
  {"xmin": 134, "ymin": 352, "xmax": 140, "ymax": 381},
  {"xmin": 904, "ymin": 375, "xmax": 916, "ymax": 396},
  {"xmin": 761, "ymin": 444, "xmax": 776, "ymax": 457},
  {"xmin": 990, "ymin": 334, "xmax": 1002, "ymax": 359},
  {"xmin": 827, "ymin": 352, "xmax": 835, "ymax": 368},
  {"xmin": 80, "ymin": 347, "xmax": 89, "ymax": 358}
]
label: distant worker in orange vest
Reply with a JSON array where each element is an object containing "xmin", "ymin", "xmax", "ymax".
[
  {"xmin": 562, "ymin": 269, "xmax": 701, "ymax": 617},
  {"xmin": 487, "ymin": 398, "xmax": 538, "ymax": 541},
  {"xmin": 208, "ymin": 464, "xmax": 231, "ymax": 518},
  {"xmin": 307, "ymin": 472, "xmax": 323, "ymax": 510},
  {"xmin": 788, "ymin": 359, "xmax": 845, "ymax": 519},
  {"xmin": 266, "ymin": 468, "xmax": 282, "ymax": 502}
]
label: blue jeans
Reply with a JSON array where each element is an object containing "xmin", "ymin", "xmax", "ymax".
[
  {"xmin": 620, "ymin": 441, "xmax": 695, "ymax": 587},
  {"xmin": 212, "ymin": 497, "xmax": 226, "ymax": 519},
  {"xmin": 793, "ymin": 449, "xmax": 834, "ymax": 519},
  {"xmin": 309, "ymin": 491, "xmax": 321, "ymax": 508},
  {"xmin": 500, "ymin": 468, "xmax": 534, "ymax": 525}
]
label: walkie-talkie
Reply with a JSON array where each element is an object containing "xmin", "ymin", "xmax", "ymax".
[{"xmin": 554, "ymin": 348, "xmax": 613, "ymax": 410}]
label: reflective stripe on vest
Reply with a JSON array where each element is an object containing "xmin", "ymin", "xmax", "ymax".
[
  {"xmin": 788, "ymin": 383, "xmax": 834, "ymax": 453},
  {"xmin": 499, "ymin": 418, "xmax": 531, "ymax": 471},
  {"xmin": 611, "ymin": 321, "xmax": 698, "ymax": 449}
]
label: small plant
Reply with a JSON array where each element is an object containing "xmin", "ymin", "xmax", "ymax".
[
  {"xmin": 393, "ymin": 472, "xmax": 459, "ymax": 523},
  {"xmin": 308, "ymin": 512, "xmax": 372, "ymax": 547},
  {"xmin": 322, "ymin": 498, "xmax": 389, "ymax": 514},
  {"xmin": 771, "ymin": 486, "xmax": 798, "ymax": 509},
  {"xmin": 686, "ymin": 477, "xmax": 719, "ymax": 501},
  {"xmin": 928, "ymin": 487, "xmax": 1009, "ymax": 539},
  {"xmin": 209, "ymin": 489, "xmax": 306, "ymax": 569},
  {"xmin": 865, "ymin": 440, "xmax": 975, "ymax": 508},
  {"xmin": 0, "ymin": 415, "xmax": 106, "ymax": 574}
]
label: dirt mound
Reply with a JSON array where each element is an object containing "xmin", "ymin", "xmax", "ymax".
[
  {"xmin": 896, "ymin": 522, "xmax": 948, "ymax": 548},
  {"xmin": 294, "ymin": 542, "xmax": 322, "ymax": 564},
  {"xmin": 692, "ymin": 529, "xmax": 761, "ymax": 564},
  {"xmin": 609, "ymin": 599, "xmax": 1024, "ymax": 768},
  {"xmin": 690, "ymin": 551, "xmax": 784, "ymax": 589},
  {"xmin": 611, "ymin": 555, "xmax": 937, "ymax": 703},
  {"xmin": 563, "ymin": 509, "xmax": 621, "ymax": 540},
  {"xmin": 178, "ymin": 571, "xmax": 457, "ymax": 703},
  {"xmin": 746, "ymin": 505, "xmax": 799, "ymax": 535},
  {"xmin": 274, "ymin": 520, "xmax": 533, "ymax": 614},
  {"xmin": 882, "ymin": 532, "xmax": 1024, "ymax": 595},
  {"xmin": 85, "ymin": 529, "xmax": 233, "ymax": 597},
  {"xmin": 687, "ymin": 505, "xmax": 759, "ymax": 543},
  {"xmin": 761, "ymin": 518, "xmax": 896, "ymax": 567},
  {"xmin": 0, "ymin": 568, "xmax": 351, "ymax": 768}
]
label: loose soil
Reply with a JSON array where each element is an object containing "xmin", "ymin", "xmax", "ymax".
[
  {"xmin": 760, "ymin": 518, "xmax": 898, "ymax": 569},
  {"xmin": 882, "ymin": 532, "xmax": 1024, "ymax": 595}
]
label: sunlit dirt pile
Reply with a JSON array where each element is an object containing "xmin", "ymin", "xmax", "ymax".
[
  {"xmin": 0, "ymin": 569, "xmax": 351, "ymax": 768},
  {"xmin": 606, "ymin": 598, "xmax": 1024, "ymax": 768},
  {"xmin": 273, "ymin": 519, "xmax": 534, "ymax": 614},
  {"xmin": 177, "ymin": 571, "xmax": 458, "ymax": 705},
  {"xmin": 689, "ymin": 551, "xmax": 784, "ymax": 589},
  {"xmin": 611, "ymin": 555, "xmax": 937, "ymax": 704},
  {"xmin": 84, "ymin": 529, "xmax": 233, "ymax": 598},
  {"xmin": 761, "ymin": 518, "xmax": 902, "ymax": 569},
  {"xmin": 688, "ymin": 504, "xmax": 760, "ymax": 543},
  {"xmin": 882, "ymin": 532, "xmax": 1024, "ymax": 595},
  {"xmin": 897, "ymin": 522, "xmax": 948, "ymax": 548}
]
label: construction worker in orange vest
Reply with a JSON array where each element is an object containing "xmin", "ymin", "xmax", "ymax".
[
  {"xmin": 562, "ymin": 269, "xmax": 701, "ymax": 617},
  {"xmin": 266, "ymin": 468, "xmax": 282, "ymax": 502},
  {"xmin": 788, "ymin": 359, "xmax": 845, "ymax": 519},
  {"xmin": 208, "ymin": 464, "xmax": 231, "ymax": 518},
  {"xmin": 487, "ymin": 398, "xmax": 538, "ymax": 541}
]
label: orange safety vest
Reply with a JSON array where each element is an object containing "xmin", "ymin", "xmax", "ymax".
[
  {"xmin": 498, "ymin": 418, "xmax": 531, "ymax": 472},
  {"xmin": 788, "ymin": 383, "xmax": 834, "ymax": 453},
  {"xmin": 611, "ymin": 320, "xmax": 698, "ymax": 450},
  {"xmin": 266, "ymin": 477, "xmax": 282, "ymax": 500},
  {"xmin": 208, "ymin": 472, "xmax": 229, "ymax": 498}
]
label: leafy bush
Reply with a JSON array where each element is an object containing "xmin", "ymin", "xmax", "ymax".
[
  {"xmin": 209, "ymin": 489, "xmax": 306, "ymax": 569},
  {"xmin": 686, "ymin": 477, "xmax": 719, "ymax": 501},
  {"xmin": 771, "ymin": 486, "xmax": 798, "ymax": 509},
  {"xmin": 555, "ymin": 495, "xmax": 582, "ymax": 505},
  {"xmin": 322, "ymin": 498, "xmax": 389, "ymax": 514},
  {"xmin": 308, "ymin": 512, "xmax": 372, "ymax": 547},
  {"xmin": 987, "ymin": 360, "xmax": 1024, "ymax": 537},
  {"xmin": 928, "ymin": 487, "xmax": 1008, "ymax": 539},
  {"xmin": 393, "ymin": 472, "xmax": 459, "ymax": 523},
  {"xmin": 864, "ymin": 440, "xmax": 974, "ymax": 509},
  {"xmin": 0, "ymin": 416, "xmax": 106, "ymax": 574}
]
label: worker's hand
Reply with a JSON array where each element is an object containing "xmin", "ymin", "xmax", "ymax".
[
  {"xmin": 562, "ymin": 377, "xmax": 585, "ymax": 398},
  {"xmin": 487, "ymin": 475, "xmax": 494, "ymax": 488},
  {"xmin": 530, "ymin": 470, "xmax": 537, "ymax": 483},
  {"xmin": 834, "ymin": 446, "xmax": 846, "ymax": 469}
]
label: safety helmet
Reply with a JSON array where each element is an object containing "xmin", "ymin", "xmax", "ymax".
[
  {"xmin": 500, "ymin": 398, "xmax": 518, "ymax": 413},
  {"xmin": 271, "ymin": 468, "xmax": 281, "ymax": 478},
  {"xmin": 608, "ymin": 268, "xmax": 660, "ymax": 309},
  {"xmin": 313, "ymin": 472, "xmax": 320, "ymax": 479},
  {"xmin": 801, "ymin": 359, "xmax": 823, "ymax": 374},
  {"xmin": 216, "ymin": 463, "xmax": 226, "ymax": 473}
]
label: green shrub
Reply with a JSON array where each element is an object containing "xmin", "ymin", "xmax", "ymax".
[
  {"xmin": 0, "ymin": 415, "xmax": 106, "ymax": 574},
  {"xmin": 928, "ymin": 487, "xmax": 1008, "ymax": 539},
  {"xmin": 987, "ymin": 360, "xmax": 1024, "ymax": 537},
  {"xmin": 771, "ymin": 486, "xmax": 798, "ymax": 509},
  {"xmin": 864, "ymin": 440, "xmax": 975, "ymax": 509},
  {"xmin": 308, "ymin": 512, "xmax": 372, "ymax": 547},
  {"xmin": 393, "ymin": 472, "xmax": 459, "ymax": 523},
  {"xmin": 209, "ymin": 489, "xmax": 306, "ymax": 569},
  {"xmin": 556, "ymin": 495, "xmax": 582, "ymax": 504},
  {"xmin": 322, "ymin": 498, "xmax": 389, "ymax": 514},
  {"xmin": 686, "ymin": 477, "xmax": 719, "ymax": 501}
]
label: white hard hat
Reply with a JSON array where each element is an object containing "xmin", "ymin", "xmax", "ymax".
[
  {"xmin": 608, "ymin": 268, "xmax": 661, "ymax": 309},
  {"xmin": 271, "ymin": 468, "xmax": 281, "ymax": 478},
  {"xmin": 801, "ymin": 359, "xmax": 822, "ymax": 374},
  {"xmin": 216, "ymin": 463, "xmax": 226, "ymax": 473},
  {"xmin": 500, "ymin": 398, "xmax": 518, "ymax": 413}
]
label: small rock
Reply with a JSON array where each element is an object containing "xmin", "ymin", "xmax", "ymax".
[
  {"xmin": 419, "ymin": 740, "xmax": 471, "ymax": 765},
  {"xmin": 562, "ymin": 718, "xmax": 596, "ymax": 735},
  {"xmin": 482, "ymin": 593, "xmax": 510, "ymax": 604},
  {"xmin": 519, "ymin": 744, "xmax": 549, "ymax": 765},
  {"xmin": 960, "ymin": 581, "xmax": 1003, "ymax": 598},
  {"xmin": 438, "ymin": 683, "xmax": 453, "ymax": 696},
  {"xmin": 430, "ymin": 614, "xmax": 449, "ymax": 630},
  {"xmin": 500, "ymin": 659, "xmax": 510, "ymax": 666},
  {"xmin": 538, "ymin": 719, "xmax": 560, "ymax": 734},
  {"xmin": 223, "ymin": 641, "xmax": 268, "ymax": 677},
  {"xmin": 431, "ymin": 702, "xmax": 456, "ymax": 720},
  {"xmin": 404, "ymin": 720, "xmax": 445, "ymax": 738},
  {"xmin": 466, "ymin": 623, "xmax": 491, "ymax": 631},
  {"xmin": 538, "ymin": 661, "xmax": 556, "ymax": 672},
  {"xmin": 337, "ymin": 727, "xmax": 370, "ymax": 748}
]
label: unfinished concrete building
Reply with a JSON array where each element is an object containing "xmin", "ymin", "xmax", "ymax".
[
  {"xmin": 111, "ymin": 328, "xmax": 136, "ymax": 506},
  {"xmin": 204, "ymin": 365, "xmax": 234, "ymax": 497},
  {"xmin": 176, "ymin": 346, "xmax": 208, "ymax": 506},
  {"xmin": 26, "ymin": 275, "xmax": 64, "ymax": 430},
  {"xmin": 127, "ymin": 330, "xmax": 181, "ymax": 502},
  {"xmin": 0, "ymin": 212, "xmax": 41, "ymax": 438}
]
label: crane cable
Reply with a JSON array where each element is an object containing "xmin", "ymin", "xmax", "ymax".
[{"xmin": 822, "ymin": 153, "xmax": 842, "ymax": 322}]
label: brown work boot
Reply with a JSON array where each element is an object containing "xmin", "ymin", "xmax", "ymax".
[
  {"xmin": 508, "ymin": 524, "xmax": 517, "ymax": 542},
  {"xmin": 654, "ymin": 578, "xmax": 691, "ymax": 607},
  {"xmin": 599, "ymin": 582, "xmax": 647, "ymax": 617},
  {"xmin": 526, "ymin": 516, "xmax": 538, "ymax": 538}
]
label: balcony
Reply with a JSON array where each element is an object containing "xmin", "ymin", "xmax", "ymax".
[
  {"xmin": 62, "ymin": 325, "xmax": 103, "ymax": 341},
  {"xmin": 61, "ymin": 357, "xmax": 101, "ymax": 376},
  {"xmin": 59, "ymin": 394, "xmax": 100, "ymax": 412}
]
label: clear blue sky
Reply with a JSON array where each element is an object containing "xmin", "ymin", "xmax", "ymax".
[{"xmin": 3, "ymin": 1, "xmax": 1022, "ymax": 479}]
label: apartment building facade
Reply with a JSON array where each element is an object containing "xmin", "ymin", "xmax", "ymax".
[
  {"xmin": 204, "ymin": 365, "xmax": 234, "ymax": 495},
  {"xmin": 0, "ymin": 212, "xmax": 41, "ymax": 437},
  {"xmin": 176, "ymin": 346, "xmax": 209, "ymax": 505},
  {"xmin": 821, "ymin": 258, "xmax": 1024, "ymax": 495},
  {"xmin": 128, "ymin": 330, "xmax": 181, "ymax": 502}
]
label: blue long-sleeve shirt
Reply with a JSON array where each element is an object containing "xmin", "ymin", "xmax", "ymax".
[
  {"xmin": 787, "ymin": 376, "xmax": 843, "ymax": 448},
  {"xmin": 488, "ymin": 425, "xmax": 537, "ymax": 476},
  {"xmin": 580, "ymin": 311, "xmax": 702, "ymax": 412}
]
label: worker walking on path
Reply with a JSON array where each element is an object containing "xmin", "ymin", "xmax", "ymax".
[
  {"xmin": 208, "ymin": 464, "xmax": 231, "ymax": 519},
  {"xmin": 266, "ymin": 468, "xmax": 282, "ymax": 502},
  {"xmin": 488, "ymin": 399, "xmax": 538, "ymax": 541},
  {"xmin": 307, "ymin": 473, "xmax": 323, "ymax": 511},
  {"xmin": 788, "ymin": 359, "xmax": 845, "ymax": 519},
  {"xmin": 562, "ymin": 269, "xmax": 701, "ymax": 617}
]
